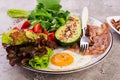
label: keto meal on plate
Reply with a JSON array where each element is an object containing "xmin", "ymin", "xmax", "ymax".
[
  {"xmin": 111, "ymin": 19, "xmax": 120, "ymax": 32},
  {"xmin": 1, "ymin": 0, "xmax": 112, "ymax": 72}
]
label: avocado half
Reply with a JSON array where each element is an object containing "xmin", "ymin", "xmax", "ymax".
[{"xmin": 55, "ymin": 16, "xmax": 82, "ymax": 46}]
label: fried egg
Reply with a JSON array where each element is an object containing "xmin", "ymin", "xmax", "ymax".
[{"xmin": 48, "ymin": 50, "xmax": 92, "ymax": 71}]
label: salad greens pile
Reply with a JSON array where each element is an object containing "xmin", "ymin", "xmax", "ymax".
[
  {"xmin": 3, "ymin": 0, "xmax": 70, "ymax": 70},
  {"xmin": 7, "ymin": 0, "xmax": 70, "ymax": 32},
  {"xmin": 2, "ymin": 30, "xmax": 55, "ymax": 69},
  {"xmin": 28, "ymin": 3, "xmax": 70, "ymax": 32}
]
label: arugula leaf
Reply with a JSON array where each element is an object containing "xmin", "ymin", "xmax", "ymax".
[
  {"xmin": 41, "ymin": 21, "xmax": 51, "ymax": 30},
  {"xmin": 28, "ymin": 3, "xmax": 70, "ymax": 32}
]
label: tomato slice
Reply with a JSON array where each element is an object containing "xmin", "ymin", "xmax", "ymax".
[
  {"xmin": 21, "ymin": 20, "xmax": 30, "ymax": 30},
  {"xmin": 33, "ymin": 24, "xmax": 42, "ymax": 33}
]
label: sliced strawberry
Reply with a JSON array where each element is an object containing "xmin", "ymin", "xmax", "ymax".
[
  {"xmin": 21, "ymin": 20, "xmax": 30, "ymax": 30},
  {"xmin": 13, "ymin": 26, "xmax": 19, "ymax": 30},
  {"xmin": 33, "ymin": 24, "xmax": 42, "ymax": 33},
  {"xmin": 43, "ymin": 29, "xmax": 48, "ymax": 35},
  {"xmin": 43, "ymin": 30, "xmax": 55, "ymax": 40},
  {"xmin": 48, "ymin": 32, "xmax": 55, "ymax": 41}
]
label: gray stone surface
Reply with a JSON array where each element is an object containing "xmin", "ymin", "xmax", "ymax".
[{"xmin": 0, "ymin": 0, "xmax": 120, "ymax": 80}]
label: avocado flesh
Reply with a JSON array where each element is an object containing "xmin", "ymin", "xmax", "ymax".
[{"xmin": 55, "ymin": 16, "xmax": 82, "ymax": 46}]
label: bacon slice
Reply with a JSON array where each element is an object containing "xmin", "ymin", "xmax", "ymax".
[
  {"xmin": 67, "ymin": 23, "xmax": 111, "ymax": 55},
  {"xmin": 85, "ymin": 23, "xmax": 110, "ymax": 55}
]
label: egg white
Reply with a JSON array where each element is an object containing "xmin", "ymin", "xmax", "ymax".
[{"xmin": 47, "ymin": 50, "xmax": 92, "ymax": 71}]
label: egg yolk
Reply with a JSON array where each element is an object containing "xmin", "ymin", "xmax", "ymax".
[{"xmin": 51, "ymin": 52, "xmax": 74, "ymax": 66}]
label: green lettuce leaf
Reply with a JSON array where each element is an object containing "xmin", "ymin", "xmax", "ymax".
[
  {"xmin": 29, "ymin": 47, "xmax": 53, "ymax": 69},
  {"xmin": 2, "ymin": 30, "xmax": 17, "ymax": 44},
  {"xmin": 28, "ymin": 3, "xmax": 70, "ymax": 32},
  {"xmin": 25, "ymin": 31, "xmax": 39, "ymax": 40},
  {"xmin": 7, "ymin": 9, "xmax": 29, "ymax": 18},
  {"xmin": 37, "ymin": 0, "xmax": 61, "ymax": 11},
  {"xmin": 10, "ymin": 31, "xmax": 28, "ymax": 45}
]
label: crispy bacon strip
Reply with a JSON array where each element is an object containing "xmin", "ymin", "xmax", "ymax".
[{"xmin": 67, "ymin": 23, "xmax": 111, "ymax": 55}]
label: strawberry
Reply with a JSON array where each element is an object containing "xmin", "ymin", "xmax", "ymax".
[
  {"xmin": 13, "ymin": 26, "xmax": 19, "ymax": 30},
  {"xmin": 21, "ymin": 20, "xmax": 30, "ymax": 30},
  {"xmin": 43, "ymin": 29, "xmax": 48, "ymax": 35},
  {"xmin": 33, "ymin": 24, "xmax": 42, "ymax": 33},
  {"xmin": 48, "ymin": 32, "xmax": 55, "ymax": 41}
]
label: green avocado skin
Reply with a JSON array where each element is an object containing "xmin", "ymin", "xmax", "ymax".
[
  {"xmin": 55, "ymin": 37, "xmax": 80, "ymax": 47},
  {"xmin": 55, "ymin": 16, "xmax": 82, "ymax": 47}
]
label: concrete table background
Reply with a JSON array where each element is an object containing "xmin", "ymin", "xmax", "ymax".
[{"xmin": 0, "ymin": 0, "xmax": 120, "ymax": 80}]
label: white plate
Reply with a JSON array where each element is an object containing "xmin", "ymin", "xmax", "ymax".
[
  {"xmin": 106, "ymin": 16, "xmax": 120, "ymax": 35},
  {"xmin": 23, "ymin": 17, "xmax": 113, "ymax": 74}
]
